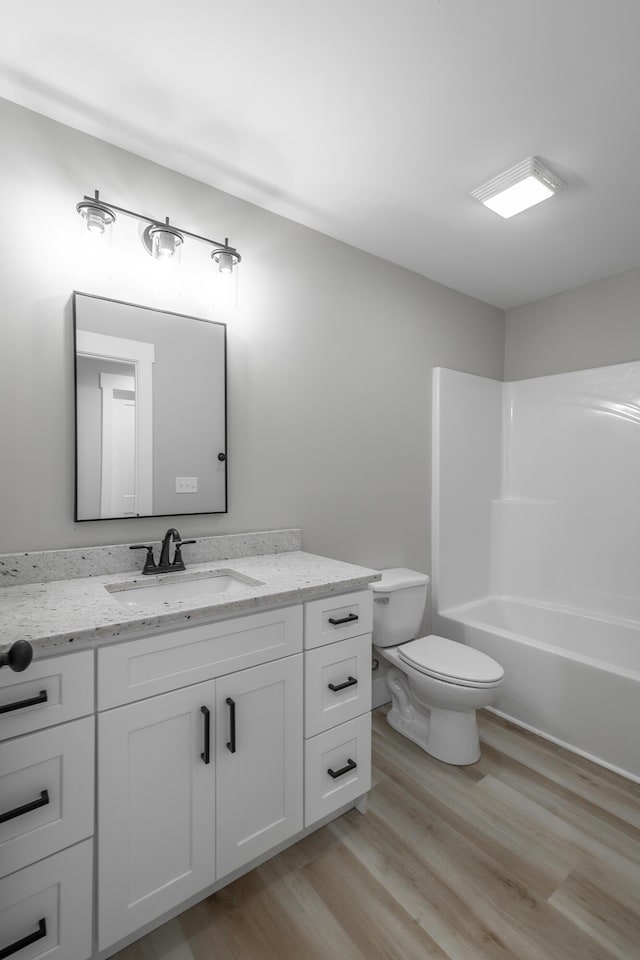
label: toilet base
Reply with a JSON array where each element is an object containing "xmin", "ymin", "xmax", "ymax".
[
  {"xmin": 386, "ymin": 703, "xmax": 480, "ymax": 765},
  {"xmin": 386, "ymin": 666, "xmax": 481, "ymax": 765}
]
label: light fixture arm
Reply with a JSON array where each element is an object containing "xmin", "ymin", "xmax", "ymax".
[{"xmin": 78, "ymin": 190, "xmax": 241, "ymax": 263}]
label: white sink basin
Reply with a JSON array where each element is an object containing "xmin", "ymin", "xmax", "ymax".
[{"xmin": 106, "ymin": 569, "xmax": 263, "ymax": 608}]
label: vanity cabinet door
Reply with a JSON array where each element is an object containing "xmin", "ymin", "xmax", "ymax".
[
  {"xmin": 215, "ymin": 654, "xmax": 303, "ymax": 878},
  {"xmin": 97, "ymin": 680, "xmax": 216, "ymax": 952}
]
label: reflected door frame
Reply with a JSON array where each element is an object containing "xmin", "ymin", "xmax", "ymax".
[
  {"xmin": 76, "ymin": 330, "xmax": 155, "ymax": 517},
  {"xmin": 100, "ymin": 372, "xmax": 135, "ymax": 516}
]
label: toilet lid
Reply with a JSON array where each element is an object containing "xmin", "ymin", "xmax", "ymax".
[{"xmin": 398, "ymin": 635, "xmax": 504, "ymax": 687}]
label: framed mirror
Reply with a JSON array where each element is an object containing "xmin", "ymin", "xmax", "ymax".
[{"xmin": 73, "ymin": 292, "xmax": 227, "ymax": 521}]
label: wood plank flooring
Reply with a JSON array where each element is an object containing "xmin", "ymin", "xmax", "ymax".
[{"xmin": 111, "ymin": 708, "xmax": 640, "ymax": 960}]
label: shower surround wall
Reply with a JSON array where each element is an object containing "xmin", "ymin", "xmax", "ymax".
[{"xmin": 432, "ymin": 364, "xmax": 640, "ymax": 780}]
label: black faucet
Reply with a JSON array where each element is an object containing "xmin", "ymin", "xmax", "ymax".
[
  {"xmin": 158, "ymin": 528, "xmax": 182, "ymax": 569},
  {"xmin": 130, "ymin": 529, "xmax": 196, "ymax": 575}
]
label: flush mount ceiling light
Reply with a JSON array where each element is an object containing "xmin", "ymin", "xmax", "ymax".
[
  {"xmin": 76, "ymin": 189, "xmax": 241, "ymax": 271},
  {"xmin": 471, "ymin": 157, "xmax": 566, "ymax": 219}
]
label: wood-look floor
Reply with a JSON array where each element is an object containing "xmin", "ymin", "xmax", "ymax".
[{"xmin": 112, "ymin": 708, "xmax": 640, "ymax": 960}]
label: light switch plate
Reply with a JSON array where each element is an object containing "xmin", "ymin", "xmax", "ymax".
[{"xmin": 176, "ymin": 477, "xmax": 198, "ymax": 493}]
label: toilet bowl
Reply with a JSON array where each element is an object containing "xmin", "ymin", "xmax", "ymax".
[{"xmin": 370, "ymin": 569, "xmax": 504, "ymax": 765}]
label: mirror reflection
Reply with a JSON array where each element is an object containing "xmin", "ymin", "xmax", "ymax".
[{"xmin": 73, "ymin": 293, "xmax": 227, "ymax": 521}]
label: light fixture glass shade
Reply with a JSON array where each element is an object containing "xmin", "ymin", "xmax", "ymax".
[
  {"xmin": 216, "ymin": 250, "xmax": 235, "ymax": 273},
  {"xmin": 76, "ymin": 201, "xmax": 116, "ymax": 234},
  {"xmin": 211, "ymin": 240, "xmax": 241, "ymax": 312},
  {"xmin": 147, "ymin": 224, "xmax": 184, "ymax": 260},
  {"xmin": 212, "ymin": 263, "xmax": 239, "ymax": 312},
  {"xmin": 211, "ymin": 242, "xmax": 240, "ymax": 312},
  {"xmin": 472, "ymin": 157, "xmax": 565, "ymax": 219},
  {"xmin": 211, "ymin": 240, "xmax": 241, "ymax": 273}
]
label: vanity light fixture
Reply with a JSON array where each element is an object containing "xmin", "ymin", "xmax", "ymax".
[
  {"xmin": 471, "ymin": 157, "xmax": 565, "ymax": 219},
  {"xmin": 76, "ymin": 189, "xmax": 241, "ymax": 271}
]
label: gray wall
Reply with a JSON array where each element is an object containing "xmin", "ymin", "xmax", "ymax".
[
  {"xmin": 505, "ymin": 266, "xmax": 640, "ymax": 380},
  {"xmin": 0, "ymin": 97, "xmax": 504, "ymax": 575}
]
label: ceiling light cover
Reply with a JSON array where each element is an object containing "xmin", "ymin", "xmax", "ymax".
[{"xmin": 472, "ymin": 157, "xmax": 565, "ymax": 219}]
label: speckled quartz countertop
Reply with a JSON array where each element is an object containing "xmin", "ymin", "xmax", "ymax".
[{"xmin": 0, "ymin": 547, "xmax": 380, "ymax": 657}]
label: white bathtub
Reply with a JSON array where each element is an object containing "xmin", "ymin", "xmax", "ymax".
[{"xmin": 437, "ymin": 596, "xmax": 640, "ymax": 782}]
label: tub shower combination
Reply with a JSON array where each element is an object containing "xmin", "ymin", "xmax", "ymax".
[{"xmin": 432, "ymin": 363, "xmax": 640, "ymax": 781}]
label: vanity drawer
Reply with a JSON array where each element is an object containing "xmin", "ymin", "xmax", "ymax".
[
  {"xmin": 304, "ymin": 633, "xmax": 372, "ymax": 737},
  {"xmin": 304, "ymin": 713, "xmax": 371, "ymax": 826},
  {"xmin": 0, "ymin": 651, "xmax": 94, "ymax": 742},
  {"xmin": 304, "ymin": 590, "xmax": 372, "ymax": 650},
  {"xmin": 98, "ymin": 605, "xmax": 303, "ymax": 708},
  {"xmin": 0, "ymin": 716, "xmax": 94, "ymax": 878},
  {"xmin": 0, "ymin": 838, "xmax": 92, "ymax": 960}
]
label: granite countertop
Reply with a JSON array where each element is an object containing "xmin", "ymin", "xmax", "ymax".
[{"xmin": 0, "ymin": 550, "xmax": 380, "ymax": 657}]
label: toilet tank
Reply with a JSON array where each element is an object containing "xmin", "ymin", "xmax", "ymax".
[{"xmin": 369, "ymin": 568, "xmax": 430, "ymax": 647}]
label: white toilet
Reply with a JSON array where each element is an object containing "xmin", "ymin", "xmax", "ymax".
[{"xmin": 370, "ymin": 569, "xmax": 504, "ymax": 765}]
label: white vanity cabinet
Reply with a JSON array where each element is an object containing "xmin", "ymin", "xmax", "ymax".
[
  {"xmin": 0, "ymin": 578, "xmax": 373, "ymax": 959},
  {"xmin": 96, "ymin": 605, "xmax": 303, "ymax": 953},
  {"xmin": 0, "ymin": 650, "xmax": 94, "ymax": 960},
  {"xmin": 303, "ymin": 591, "xmax": 372, "ymax": 826}
]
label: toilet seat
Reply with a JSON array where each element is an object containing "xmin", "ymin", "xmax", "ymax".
[{"xmin": 398, "ymin": 635, "xmax": 504, "ymax": 688}]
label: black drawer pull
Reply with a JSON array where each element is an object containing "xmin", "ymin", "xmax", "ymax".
[
  {"xmin": 200, "ymin": 706, "xmax": 211, "ymax": 765},
  {"xmin": 328, "ymin": 613, "xmax": 359, "ymax": 626},
  {"xmin": 0, "ymin": 917, "xmax": 47, "ymax": 959},
  {"xmin": 226, "ymin": 697, "xmax": 236, "ymax": 754},
  {"xmin": 328, "ymin": 676, "xmax": 358, "ymax": 693},
  {"xmin": 0, "ymin": 789, "xmax": 50, "ymax": 825},
  {"xmin": 328, "ymin": 758, "xmax": 357, "ymax": 780},
  {"xmin": 0, "ymin": 689, "xmax": 48, "ymax": 716}
]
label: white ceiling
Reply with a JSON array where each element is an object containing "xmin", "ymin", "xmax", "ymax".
[{"xmin": 2, "ymin": 0, "xmax": 640, "ymax": 309}]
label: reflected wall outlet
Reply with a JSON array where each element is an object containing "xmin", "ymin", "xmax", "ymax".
[{"xmin": 176, "ymin": 477, "xmax": 198, "ymax": 493}]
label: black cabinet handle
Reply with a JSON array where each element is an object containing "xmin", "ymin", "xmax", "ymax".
[
  {"xmin": 0, "ymin": 789, "xmax": 50, "ymax": 825},
  {"xmin": 200, "ymin": 706, "xmax": 211, "ymax": 765},
  {"xmin": 328, "ymin": 676, "xmax": 358, "ymax": 693},
  {"xmin": 0, "ymin": 918, "xmax": 47, "ymax": 959},
  {"xmin": 328, "ymin": 613, "xmax": 359, "ymax": 626},
  {"xmin": 328, "ymin": 758, "xmax": 357, "ymax": 780},
  {"xmin": 0, "ymin": 640, "xmax": 33, "ymax": 672},
  {"xmin": 0, "ymin": 689, "xmax": 48, "ymax": 716},
  {"xmin": 226, "ymin": 697, "xmax": 236, "ymax": 754}
]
